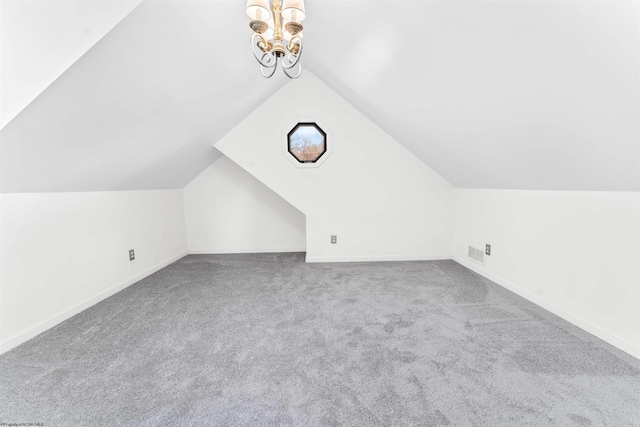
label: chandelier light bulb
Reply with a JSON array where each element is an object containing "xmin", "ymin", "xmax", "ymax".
[
  {"xmin": 246, "ymin": 0, "xmax": 271, "ymax": 21},
  {"xmin": 282, "ymin": 0, "xmax": 306, "ymax": 22}
]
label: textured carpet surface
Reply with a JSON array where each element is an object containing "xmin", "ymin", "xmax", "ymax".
[{"xmin": 1, "ymin": 253, "xmax": 638, "ymax": 426}]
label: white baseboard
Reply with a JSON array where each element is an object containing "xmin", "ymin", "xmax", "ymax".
[
  {"xmin": 188, "ymin": 247, "xmax": 306, "ymax": 255},
  {"xmin": 453, "ymin": 255, "xmax": 640, "ymax": 359},
  {"xmin": 0, "ymin": 251, "xmax": 188, "ymax": 355},
  {"xmin": 305, "ymin": 253, "xmax": 452, "ymax": 263}
]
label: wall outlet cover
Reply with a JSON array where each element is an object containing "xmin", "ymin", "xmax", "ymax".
[{"xmin": 129, "ymin": 249, "xmax": 135, "ymax": 261}]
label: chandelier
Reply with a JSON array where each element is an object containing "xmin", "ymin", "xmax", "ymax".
[{"xmin": 246, "ymin": 0, "xmax": 305, "ymax": 79}]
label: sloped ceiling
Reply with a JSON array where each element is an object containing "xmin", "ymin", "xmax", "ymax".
[
  {"xmin": 0, "ymin": 0, "xmax": 285, "ymax": 192},
  {"xmin": 0, "ymin": 0, "xmax": 142, "ymax": 129},
  {"xmin": 1, "ymin": 0, "xmax": 638, "ymax": 193},
  {"xmin": 304, "ymin": 0, "xmax": 639, "ymax": 191}
]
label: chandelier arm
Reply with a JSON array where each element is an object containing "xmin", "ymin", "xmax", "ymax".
[
  {"xmin": 260, "ymin": 56, "xmax": 279, "ymax": 78},
  {"xmin": 283, "ymin": 59, "xmax": 302, "ymax": 79},
  {"xmin": 282, "ymin": 36, "xmax": 303, "ymax": 69},
  {"xmin": 282, "ymin": 53, "xmax": 300, "ymax": 70},
  {"xmin": 250, "ymin": 34, "xmax": 276, "ymax": 68},
  {"xmin": 260, "ymin": 51, "xmax": 277, "ymax": 68}
]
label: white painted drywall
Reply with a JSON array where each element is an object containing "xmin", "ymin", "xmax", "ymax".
[
  {"xmin": 184, "ymin": 156, "xmax": 306, "ymax": 254},
  {"xmin": 0, "ymin": 0, "xmax": 282, "ymax": 193},
  {"xmin": 0, "ymin": 0, "xmax": 142, "ymax": 129},
  {"xmin": 4, "ymin": 1, "xmax": 637, "ymax": 192},
  {"xmin": 307, "ymin": 1, "xmax": 639, "ymax": 191},
  {"xmin": 215, "ymin": 72, "xmax": 454, "ymax": 262},
  {"xmin": 0, "ymin": 190, "xmax": 188, "ymax": 354},
  {"xmin": 453, "ymin": 189, "xmax": 640, "ymax": 358}
]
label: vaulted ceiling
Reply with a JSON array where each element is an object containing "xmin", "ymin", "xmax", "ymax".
[
  {"xmin": 1, "ymin": 0, "xmax": 638, "ymax": 193},
  {"xmin": 1, "ymin": 0, "xmax": 142, "ymax": 129}
]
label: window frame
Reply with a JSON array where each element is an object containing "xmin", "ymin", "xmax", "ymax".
[
  {"xmin": 281, "ymin": 118, "xmax": 333, "ymax": 168},
  {"xmin": 287, "ymin": 122, "xmax": 327, "ymax": 164}
]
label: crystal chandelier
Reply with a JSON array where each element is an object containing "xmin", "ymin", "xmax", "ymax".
[{"xmin": 246, "ymin": 0, "xmax": 305, "ymax": 79}]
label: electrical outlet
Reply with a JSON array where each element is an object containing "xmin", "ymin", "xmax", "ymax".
[
  {"xmin": 485, "ymin": 244, "xmax": 491, "ymax": 256},
  {"xmin": 129, "ymin": 249, "xmax": 135, "ymax": 261},
  {"xmin": 331, "ymin": 235, "xmax": 337, "ymax": 244}
]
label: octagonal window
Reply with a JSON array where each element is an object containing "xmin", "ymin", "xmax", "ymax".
[{"xmin": 287, "ymin": 122, "xmax": 327, "ymax": 163}]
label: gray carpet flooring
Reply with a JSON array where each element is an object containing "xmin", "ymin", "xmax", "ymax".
[{"xmin": 0, "ymin": 253, "xmax": 638, "ymax": 426}]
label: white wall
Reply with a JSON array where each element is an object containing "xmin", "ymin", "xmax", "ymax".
[
  {"xmin": 0, "ymin": 190, "xmax": 187, "ymax": 354},
  {"xmin": 453, "ymin": 189, "xmax": 640, "ymax": 358},
  {"xmin": 215, "ymin": 72, "xmax": 455, "ymax": 262},
  {"xmin": 184, "ymin": 156, "xmax": 306, "ymax": 254}
]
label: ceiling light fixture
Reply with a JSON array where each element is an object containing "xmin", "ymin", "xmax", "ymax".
[{"xmin": 246, "ymin": 0, "xmax": 305, "ymax": 79}]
